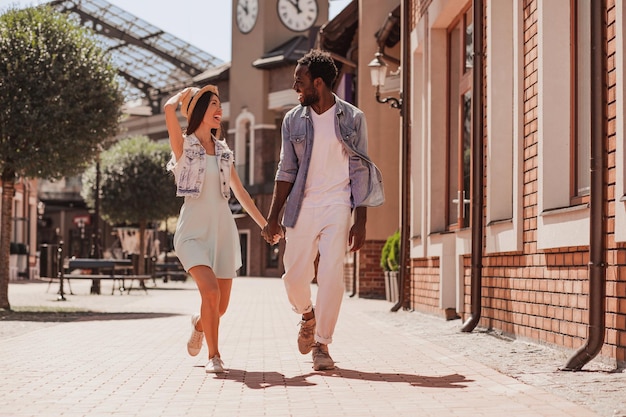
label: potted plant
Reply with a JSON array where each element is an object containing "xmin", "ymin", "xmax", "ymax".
[{"xmin": 380, "ymin": 231, "xmax": 400, "ymax": 302}]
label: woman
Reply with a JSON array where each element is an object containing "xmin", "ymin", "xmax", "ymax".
[{"xmin": 164, "ymin": 85, "xmax": 277, "ymax": 373}]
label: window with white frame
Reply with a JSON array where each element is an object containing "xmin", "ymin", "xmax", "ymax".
[
  {"xmin": 485, "ymin": 0, "xmax": 524, "ymax": 254},
  {"xmin": 571, "ymin": 0, "xmax": 591, "ymax": 203},
  {"xmin": 235, "ymin": 110, "xmax": 255, "ymax": 185},
  {"xmin": 446, "ymin": 6, "xmax": 473, "ymax": 230},
  {"xmin": 536, "ymin": 0, "xmax": 590, "ymax": 249}
]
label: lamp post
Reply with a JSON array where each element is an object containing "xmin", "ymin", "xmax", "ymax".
[{"xmin": 368, "ymin": 51, "xmax": 402, "ymax": 110}]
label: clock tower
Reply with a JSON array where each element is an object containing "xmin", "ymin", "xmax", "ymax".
[
  {"xmin": 229, "ymin": 0, "xmax": 328, "ymax": 276},
  {"xmin": 230, "ymin": 0, "xmax": 327, "ymax": 130}
]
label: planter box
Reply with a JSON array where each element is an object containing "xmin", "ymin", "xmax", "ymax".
[{"xmin": 384, "ymin": 271, "xmax": 399, "ymax": 303}]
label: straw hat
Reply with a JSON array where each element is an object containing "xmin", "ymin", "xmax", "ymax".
[{"xmin": 181, "ymin": 84, "xmax": 219, "ymax": 122}]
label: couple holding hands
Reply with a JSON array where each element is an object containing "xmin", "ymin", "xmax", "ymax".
[{"xmin": 164, "ymin": 49, "xmax": 384, "ymax": 373}]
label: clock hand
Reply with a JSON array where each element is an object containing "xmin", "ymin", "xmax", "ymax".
[
  {"xmin": 239, "ymin": 0, "xmax": 249, "ymax": 15},
  {"xmin": 287, "ymin": 0, "xmax": 302, "ymax": 14}
]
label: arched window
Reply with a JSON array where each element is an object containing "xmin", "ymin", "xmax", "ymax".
[{"xmin": 235, "ymin": 108, "xmax": 255, "ymax": 185}]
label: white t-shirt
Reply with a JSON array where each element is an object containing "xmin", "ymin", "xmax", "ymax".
[{"xmin": 302, "ymin": 104, "xmax": 351, "ymax": 208}]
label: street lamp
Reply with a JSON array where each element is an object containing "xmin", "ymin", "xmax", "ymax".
[{"xmin": 368, "ymin": 51, "xmax": 402, "ymax": 110}]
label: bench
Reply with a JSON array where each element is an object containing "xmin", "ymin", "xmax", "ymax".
[
  {"xmin": 154, "ymin": 262, "xmax": 188, "ymax": 282},
  {"xmin": 65, "ymin": 258, "xmax": 151, "ymax": 295},
  {"xmin": 65, "ymin": 273, "xmax": 152, "ymax": 295}
]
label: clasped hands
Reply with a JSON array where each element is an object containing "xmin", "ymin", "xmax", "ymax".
[{"xmin": 262, "ymin": 221, "xmax": 285, "ymax": 246}]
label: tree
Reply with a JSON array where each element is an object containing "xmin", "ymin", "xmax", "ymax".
[
  {"xmin": 0, "ymin": 6, "xmax": 122, "ymax": 309},
  {"xmin": 81, "ymin": 136, "xmax": 182, "ymax": 274}
]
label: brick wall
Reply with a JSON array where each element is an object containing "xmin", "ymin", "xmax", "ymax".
[
  {"xmin": 408, "ymin": 0, "xmax": 624, "ymax": 365},
  {"xmin": 605, "ymin": 0, "xmax": 626, "ymax": 365},
  {"xmin": 410, "ymin": 257, "xmax": 441, "ymax": 315},
  {"xmin": 356, "ymin": 240, "xmax": 386, "ymax": 299},
  {"xmin": 473, "ymin": 0, "xmax": 619, "ymax": 359}
]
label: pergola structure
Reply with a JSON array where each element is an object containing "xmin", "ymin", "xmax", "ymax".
[{"xmin": 48, "ymin": 0, "xmax": 223, "ymax": 115}]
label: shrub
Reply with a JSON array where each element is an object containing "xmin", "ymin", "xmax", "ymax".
[{"xmin": 380, "ymin": 230, "xmax": 400, "ymax": 272}]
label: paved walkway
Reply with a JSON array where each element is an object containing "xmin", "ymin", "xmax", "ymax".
[{"xmin": 0, "ymin": 277, "xmax": 624, "ymax": 417}]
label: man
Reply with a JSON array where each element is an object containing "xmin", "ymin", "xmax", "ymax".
[{"xmin": 262, "ymin": 49, "xmax": 384, "ymax": 371}]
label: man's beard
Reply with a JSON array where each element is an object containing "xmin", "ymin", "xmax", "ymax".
[{"xmin": 301, "ymin": 90, "xmax": 320, "ymax": 107}]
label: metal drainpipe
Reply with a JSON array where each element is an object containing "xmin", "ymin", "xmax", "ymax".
[
  {"xmin": 391, "ymin": 0, "xmax": 411, "ymax": 312},
  {"xmin": 461, "ymin": 0, "xmax": 485, "ymax": 332},
  {"xmin": 562, "ymin": 0, "xmax": 607, "ymax": 371}
]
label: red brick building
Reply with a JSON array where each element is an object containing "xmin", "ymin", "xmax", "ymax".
[{"xmin": 404, "ymin": 0, "xmax": 625, "ymax": 368}]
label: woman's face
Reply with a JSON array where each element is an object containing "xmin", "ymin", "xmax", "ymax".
[{"xmin": 202, "ymin": 94, "xmax": 222, "ymax": 129}]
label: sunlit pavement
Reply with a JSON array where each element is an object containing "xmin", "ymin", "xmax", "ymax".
[{"xmin": 1, "ymin": 276, "xmax": 622, "ymax": 417}]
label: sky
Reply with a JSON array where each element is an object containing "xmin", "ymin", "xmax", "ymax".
[{"xmin": 0, "ymin": 0, "xmax": 353, "ymax": 62}]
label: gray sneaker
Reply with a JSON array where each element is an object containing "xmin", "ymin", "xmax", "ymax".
[
  {"xmin": 312, "ymin": 343, "xmax": 335, "ymax": 371},
  {"xmin": 297, "ymin": 317, "xmax": 316, "ymax": 354}
]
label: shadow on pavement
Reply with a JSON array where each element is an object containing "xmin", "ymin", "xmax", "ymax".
[
  {"xmin": 321, "ymin": 368, "xmax": 473, "ymax": 388},
  {"xmin": 0, "ymin": 310, "xmax": 181, "ymax": 323},
  {"xmin": 213, "ymin": 369, "xmax": 317, "ymax": 388},
  {"xmin": 213, "ymin": 367, "xmax": 473, "ymax": 389}
]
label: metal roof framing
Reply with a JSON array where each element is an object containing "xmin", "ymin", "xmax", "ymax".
[{"xmin": 47, "ymin": 0, "xmax": 223, "ymax": 113}]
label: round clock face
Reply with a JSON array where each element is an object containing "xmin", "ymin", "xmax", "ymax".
[
  {"xmin": 277, "ymin": 0, "xmax": 319, "ymax": 32},
  {"xmin": 236, "ymin": 0, "xmax": 259, "ymax": 34}
]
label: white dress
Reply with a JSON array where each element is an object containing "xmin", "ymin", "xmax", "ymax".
[{"xmin": 173, "ymin": 155, "xmax": 241, "ymax": 278}]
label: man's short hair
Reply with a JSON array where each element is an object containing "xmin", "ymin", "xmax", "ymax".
[{"xmin": 298, "ymin": 49, "xmax": 338, "ymax": 90}]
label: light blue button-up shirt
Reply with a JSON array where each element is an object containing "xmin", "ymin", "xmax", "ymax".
[
  {"xmin": 276, "ymin": 94, "xmax": 385, "ymax": 227},
  {"xmin": 167, "ymin": 133, "xmax": 233, "ymax": 200}
]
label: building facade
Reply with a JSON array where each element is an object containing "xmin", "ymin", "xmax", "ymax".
[
  {"xmin": 0, "ymin": 179, "xmax": 39, "ymax": 280},
  {"xmin": 406, "ymin": 0, "xmax": 625, "ymax": 367}
]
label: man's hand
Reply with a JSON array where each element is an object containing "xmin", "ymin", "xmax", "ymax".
[
  {"xmin": 262, "ymin": 220, "xmax": 284, "ymax": 245},
  {"xmin": 348, "ymin": 222, "xmax": 365, "ymax": 252},
  {"xmin": 349, "ymin": 207, "xmax": 367, "ymax": 252}
]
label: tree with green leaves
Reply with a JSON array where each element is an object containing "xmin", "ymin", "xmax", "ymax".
[
  {"xmin": 0, "ymin": 6, "xmax": 122, "ymax": 309},
  {"xmin": 82, "ymin": 136, "xmax": 182, "ymax": 274}
]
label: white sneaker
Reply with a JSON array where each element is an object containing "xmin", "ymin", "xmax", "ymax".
[
  {"xmin": 205, "ymin": 356, "xmax": 225, "ymax": 373},
  {"xmin": 187, "ymin": 314, "xmax": 203, "ymax": 356}
]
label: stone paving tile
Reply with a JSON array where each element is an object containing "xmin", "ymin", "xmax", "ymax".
[{"xmin": 0, "ymin": 277, "xmax": 622, "ymax": 417}]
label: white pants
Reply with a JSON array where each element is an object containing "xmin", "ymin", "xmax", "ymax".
[{"xmin": 283, "ymin": 205, "xmax": 352, "ymax": 345}]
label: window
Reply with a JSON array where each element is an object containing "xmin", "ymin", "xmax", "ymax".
[
  {"xmin": 485, "ymin": 0, "xmax": 522, "ymax": 253},
  {"xmin": 571, "ymin": 0, "xmax": 591, "ymax": 203},
  {"xmin": 447, "ymin": 7, "xmax": 473, "ymax": 229},
  {"xmin": 536, "ymin": 0, "xmax": 589, "ymax": 249},
  {"xmin": 235, "ymin": 109, "xmax": 255, "ymax": 186}
]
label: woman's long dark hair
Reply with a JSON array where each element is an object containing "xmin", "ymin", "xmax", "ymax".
[{"xmin": 186, "ymin": 90, "xmax": 222, "ymax": 138}]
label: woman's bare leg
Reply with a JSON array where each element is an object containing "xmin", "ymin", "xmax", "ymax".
[{"xmin": 188, "ymin": 265, "xmax": 232, "ymax": 359}]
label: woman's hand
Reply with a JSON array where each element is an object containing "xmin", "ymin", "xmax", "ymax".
[{"xmin": 164, "ymin": 87, "xmax": 194, "ymax": 110}]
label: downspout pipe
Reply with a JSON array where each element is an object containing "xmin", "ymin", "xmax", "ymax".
[
  {"xmin": 391, "ymin": 0, "xmax": 411, "ymax": 312},
  {"xmin": 562, "ymin": 0, "xmax": 607, "ymax": 371},
  {"xmin": 461, "ymin": 0, "xmax": 485, "ymax": 332}
]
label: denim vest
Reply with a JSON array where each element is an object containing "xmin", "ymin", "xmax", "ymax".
[
  {"xmin": 276, "ymin": 95, "xmax": 385, "ymax": 227},
  {"xmin": 167, "ymin": 133, "xmax": 233, "ymax": 199}
]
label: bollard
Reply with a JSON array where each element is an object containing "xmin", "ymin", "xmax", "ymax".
[{"xmin": 57, "ymin": 241, "xmax": 66, "ymax": 301}]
